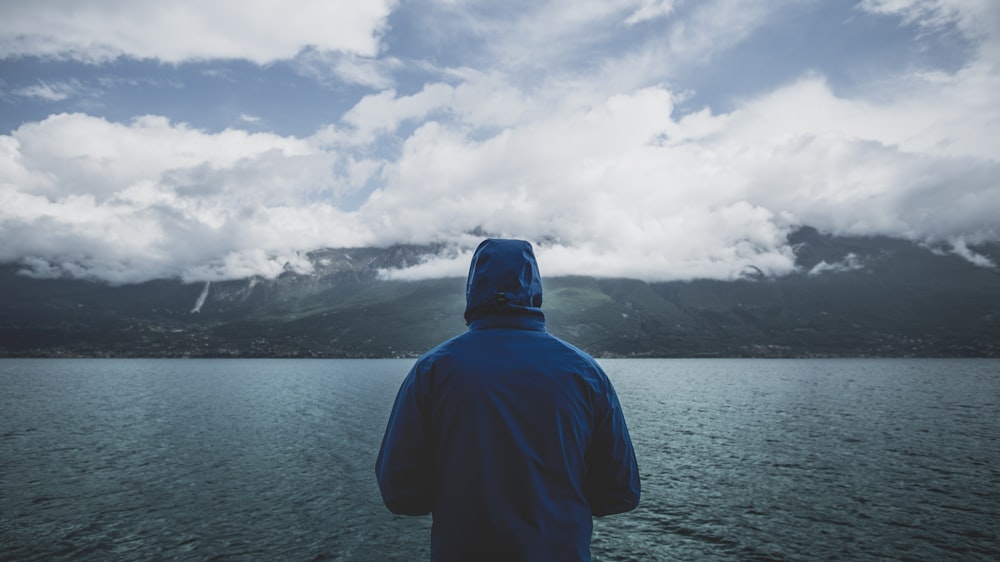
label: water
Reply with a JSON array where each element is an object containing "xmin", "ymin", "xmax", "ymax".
[{"xmin": 1, "ymin": 359, "xmax": 998, "ymax": 561}]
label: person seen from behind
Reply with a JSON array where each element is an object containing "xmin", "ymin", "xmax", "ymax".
[{"xmin": 376, "ymin": 238, "xmax": 641, "ymax": 561}]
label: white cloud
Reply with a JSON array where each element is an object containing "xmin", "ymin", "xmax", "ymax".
[
  {"xmin": 365, "ymin": 45, "xmax": 999, "ymax": 280},
  {"xmin": 418, "ymin": 0, "xmax": 786, "ymax": 110},
  {"xmin": 292, "ymin": 49, "xmax": 400, "ymax": 89},
  {"xmin": 808, "ymin": 253, "xmax": 864, "ymax": 276},
  {"xmin": 342, "ymin": 84, "xmax": 456, "ymax": 142},
  {"xmin": 5, "ymin": 50, "xmax": 999, "ymax": 283},
  {"xmin": 664, "ymin": 0, "xmax": 773, "ymax": 63},
  {"xmin": 1, "ymin": 113, "xmax": 373, "ymax": 283},
  {"xmin": 858, "ymin": 0, "xmax": 1000, "ymax": 60},
  {"xmin": 946, "ymin": 237, "xmax": 995, "ymax": 268},
  {"xmin": 0, "ymin": 0, "xmax": 397, "ymax": 64},
  {"xmin": 625, "ymin": 0, "xmax": 679, "ymax": 25},
  {"xmin": 2, "ymin": 0, "xmax": 999, "ymax": 284},
  {"xmin": 378, "ymin": 249, "xmax": 474, "ymax": 280},
  {"xmin": 13, "ymin": 79, "xmax": 86, "ymax": 101},
  {"xmin": 422, "ymin": 0, "xmax": 689, "ymax": 81},
  {"xmin": 858, "ymin": 0, "xmax": 992, "ymax": 33},
  {"xmin": 9, "ymin": 113, "xmax": 316, "ymax": 201},
  {"xmin": 181, "ymin": 249, "xmax": 316, "ymax": 283}
]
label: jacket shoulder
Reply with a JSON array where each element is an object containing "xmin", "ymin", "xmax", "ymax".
[{"xmin": 548, "ymin": 334, "xmax": 607, "ymax": 371}]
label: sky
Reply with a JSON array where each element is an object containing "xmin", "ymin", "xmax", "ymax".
[{"xmin": 1, "ymin": 0, "xmax": 998, "ymax": 284}]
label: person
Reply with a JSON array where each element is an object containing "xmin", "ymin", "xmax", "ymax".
[{"xmin": 375, "ymin": 238, "xmax": 640, "ymax": 561}]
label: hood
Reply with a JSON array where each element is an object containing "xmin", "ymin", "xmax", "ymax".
[{"xmin": 464, "ymin": 239, "xmax": 544, "ymax": 325}]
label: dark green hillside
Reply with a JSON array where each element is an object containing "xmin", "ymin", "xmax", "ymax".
[{"xmin": 1, "ymin": 229, "xmax": 997, "ymax": 357}]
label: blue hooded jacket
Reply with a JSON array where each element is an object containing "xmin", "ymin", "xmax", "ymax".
[{"xmin": 375, "ymin": 239, "xmax": 640, "ymax": 561}]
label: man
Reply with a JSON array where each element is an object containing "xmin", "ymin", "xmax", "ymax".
[{"xmin": 375, "ymin": 238, "xmax": 640, "ymax": 561}]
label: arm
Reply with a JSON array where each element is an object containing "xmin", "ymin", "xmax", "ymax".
[
  {"xmin": 585, "ymin": 379, "xmax": 641, "ymax": 517},
  {"xmin": 375, "ymin": 365, "xmax": 434, "ymax": 515}
]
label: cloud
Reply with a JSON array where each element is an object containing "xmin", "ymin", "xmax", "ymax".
[
  {"xmin": 664, "ymin": 0, "xmax": 774, "ymax": 63},
  {"xmin": 859, "ymin": 0, "xmax": 990, "ymax": 33},
  {"xmin": 12, "ymin": 79, "xmax": 86, "ymax": 101},
  {"xmin": 808, "ymin": 253, "xmax": 864, "ymax": 276},
  {"xmin": 413, "ymin": 0, "xmax": 672, "ymax": 81},
  {"xmin": 378, "ymin": 248, "xmax": 474, "ymax": 280},
  {"xmin": 5, "ymin": 56, "xmax": 999, "ymax": 283},
  {"xmin": 292, "ymin": 49, "xmax": 400, "ymax": 89},
  {"xmin": 1, "ymin": 0, "xmax": 998, "ymax": 284},
  {"xmin": 342, "ymin": 84, "xmax": 456, "ymax": 143},
  {"xmin": 361, "ymin": 60, "xmax": 998, "ymax": 279},
  {"xmin": 0, "ymin": 1, "xmax": 397, "ymax": 63},
  {"xmin": 181, "ymin": 249, "xmax": 316, "ymax": 283},
  {"xmin": 625, "ymin": 0, "xmax": 679, "ymax": 25},
  {"xmin": 858, "ymin": 0, "xmax": 1000, "ymax": 60},
  {"xmin": 941, "ymin": 237, "xmax": 995, "ymax": 268},
  {"xmin": 438, "ymin": 0, "xmax": 780, "ymax": 87},
  {"xmin": 1, "ymin": 113, "xmax": 372, "ymax": 283}
]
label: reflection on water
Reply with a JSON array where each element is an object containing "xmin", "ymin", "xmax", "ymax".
[{"xmin": 1, "ymin": 358, "xmax": 998, "ymax": 560}]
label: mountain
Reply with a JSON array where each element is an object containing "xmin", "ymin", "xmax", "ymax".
[{"xmin": 1, "ymin": 228, "xmax": 998, "ymax": 358}]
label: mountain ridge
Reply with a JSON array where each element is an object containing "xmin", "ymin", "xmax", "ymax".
[{"xmin": 2, "ymin": 228, "xmax": 998, "ymax": 358}]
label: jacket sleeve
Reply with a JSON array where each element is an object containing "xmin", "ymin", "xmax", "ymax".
[
  {"xmin": 585, "ymin": 376, "xmax": 641, "ymax": 517},
  {"xmin": 375, "ymin": 364, "xmax": 434, "ymax": 515}
]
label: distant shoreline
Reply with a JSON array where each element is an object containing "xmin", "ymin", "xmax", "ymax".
[{"xmin": 3, "ymin": 351, "xmax": 997, "ymax": 359}]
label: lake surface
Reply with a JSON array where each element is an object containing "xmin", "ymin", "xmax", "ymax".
[{"xmin": 1, "ymin": 358, "xmax": 998, "ymax": 561}]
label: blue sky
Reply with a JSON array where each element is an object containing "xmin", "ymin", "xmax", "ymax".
[{"xmin": 1, "ymin": 0, "xmax": 997, "ymax": 283}]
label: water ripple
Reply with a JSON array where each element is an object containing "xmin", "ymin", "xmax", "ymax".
[{"xmin": 2, "ymin": 358, "xmax": 998, "ymax": 561}]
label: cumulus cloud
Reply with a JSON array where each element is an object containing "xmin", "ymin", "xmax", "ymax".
[
  {"xmin": 0, "ymin": 0, "xmax": 396, "ymax": 63},
  {"xmin": 342, "ymin": 84, "xmax": 456, "ymax": 143},
  {"xmin": 363, "ymin": 65, "xmax": 998, "ymax": 279},
  {"xmin": 0, "ymin": 113, "xmax": 375, "ymax": 283},
  {"xmin": 5, "ymin": 67, "xmax": 999, "ymax": 283}
]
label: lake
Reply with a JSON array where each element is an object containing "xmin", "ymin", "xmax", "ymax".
[{"xmin": 1, "ymin": 358, "xmax": 998, "ymax": 561}]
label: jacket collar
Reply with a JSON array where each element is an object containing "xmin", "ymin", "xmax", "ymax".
[{"xmin": 467, "ymin": 310, "xmax": 546, "ymax": 332}]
